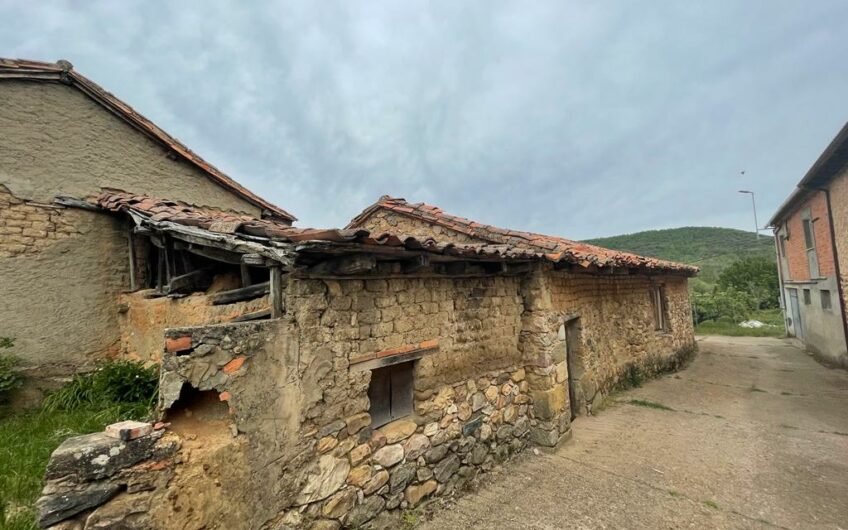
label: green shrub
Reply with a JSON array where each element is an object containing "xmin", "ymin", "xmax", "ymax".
[
  {"xmin": 42, "ymin": 360, "xmax": 159, "ymax": 420},
  {"xmin": 717, "ymin": 257, "xmax": 779, "ymax": 309},
  {"xmin": 0, "ymin": 337, "xmax": 21, "ymax": 403},
  {"xmin": 692, "ymin": 288, "xmax": 754, "ymax": 324}
]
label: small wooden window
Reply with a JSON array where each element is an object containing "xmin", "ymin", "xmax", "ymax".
[
  {"xmin": 821, "ymin": 290, "xmax": 832, "ymax": 310},
  {"xmin": 650, "ymin": 286, "xmax": 669, "ymax": 331},
  {"xmin": 803, "ymin": 289, "xmax": 811, "ymax": 305},
  {"xmin": 368, "ymin": 362, "xmax": 414, "ymax": 427}
]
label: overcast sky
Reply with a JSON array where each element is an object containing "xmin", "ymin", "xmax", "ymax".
[{"xmin": 3, "ymin": 1, "xmax": 847, "ymax": 239}]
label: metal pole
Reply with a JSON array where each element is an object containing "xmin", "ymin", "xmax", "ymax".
[{"xmin": 750, "ymin": 192, "xmax": 759, "ymax": 240}]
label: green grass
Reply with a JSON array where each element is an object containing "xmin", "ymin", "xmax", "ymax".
[
  {"xmin": 702, "ymin": 499, "xmax": 720, "ymax": 510},
  {"xmin": 627, "ymin": 399, "xmax": 674, "ymax": 411},
  {"xmin": 695, "ymin": 309, "xmax": 785, "ymax": 338},
  {"xmin": 0, "ymin": 360, "xmax": 158, "ymax": 529},
  {"xmin": 0, "ymin": 406, "xmax": 132, "ymax": 529}
]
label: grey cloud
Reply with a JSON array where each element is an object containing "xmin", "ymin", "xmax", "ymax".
[{"xmin": 2, "ymin": 0, "xmax": 847, "ymax": 238}]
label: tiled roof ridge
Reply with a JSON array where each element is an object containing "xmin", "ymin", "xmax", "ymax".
[
  {"xmin": 350, "ymin": 196, "xmax": 697, "ymax": 274},
  {"xmin": 0, "ymin": 58, "xmax": 296, "ymax": 222}
]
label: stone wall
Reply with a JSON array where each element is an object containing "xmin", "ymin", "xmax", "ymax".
[
  {"xmin": 546, "ymin": 271, "xmax": 695, "ymax": 411},
  {"xmin": 37, "ymin": 263, "xmax": 696, "ymax": 528},
  {"xmin": 0, "ymin": 185, "xmax": 79, "ymax": 257},
  {"xmin": 353, "ymin": 208, "xmax": 480, "ymax": 244}
]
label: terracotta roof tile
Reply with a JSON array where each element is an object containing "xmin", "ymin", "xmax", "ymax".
[
  {"xmin": 348, "ymin": 196, "xmax": 698, "ymax": 275},
  {"xmin": 93, "ymin": 190, "xmax": 560, "ymax": 263},
  {"xmin": 0, "ymin": 58, "xmax": 296, "ymax": 222}
]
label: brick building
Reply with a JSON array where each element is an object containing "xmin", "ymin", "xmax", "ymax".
[
  {"xmin": 2, "ymin": 60, "xmax": 699, "ymax": 528},
  {"xmin": 769, "ymin": 122, "xmax": 848, "ymax": 368}
]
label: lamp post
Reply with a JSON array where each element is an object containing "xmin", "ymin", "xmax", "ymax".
[{"xmin": 738, "ymin": 190, "xmax": 759, "ymax": 240}]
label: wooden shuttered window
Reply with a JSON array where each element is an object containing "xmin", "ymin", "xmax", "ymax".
[{"xmin": 368, "ymin": 362, "xmax": 414, "ymax": 428}]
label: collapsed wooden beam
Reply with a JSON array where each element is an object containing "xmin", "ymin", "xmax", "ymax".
[
  {"xmin": 165, "ymin": 268, "xmax": 213, "ymax": 295},
  {"xmin": 208, "ymin": 281, "xmax": 270, "ymax": 305}
]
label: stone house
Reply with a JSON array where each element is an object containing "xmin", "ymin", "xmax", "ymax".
[
  {"xmin": 34, "ymin": 191, "xmax": 696, "ymax": 529},
  {"xmin": 3, "ymin": 60, "xmax": 699, "ymax": 529},
  {"xmin": 0, "ymin": 58, "xmax": 295, "ymax": 387},
  {"xmin": 769, "ymin": 121, "xmax": 848, "ymax": 368}
]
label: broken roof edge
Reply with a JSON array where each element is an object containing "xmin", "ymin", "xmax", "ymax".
[
  {"xmin": 348, "ymin": 196, "xmax": 699, "ymax": 276},
  {"xmin": 0, "ymin": 58, "xmax": 296, "ymax": 222},
  {"xmin": 90, "ymin": 190, "xmax": 695, "ymax": 275}
]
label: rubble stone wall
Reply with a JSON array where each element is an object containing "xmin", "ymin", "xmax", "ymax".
[
  {"xmin": 547, "ymin": 271, "xmax": 695, "ymax": 411},
  {"xmin": 353, "ymin": 208, "xmax": 480, "ymax": 244},
  {"xmin": 0, "ymin": 185, "xmax": 80, "ymax": 257}
]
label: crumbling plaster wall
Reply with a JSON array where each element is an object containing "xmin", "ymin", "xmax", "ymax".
[
  {"xmin": 0, "ymin": 187, "xmax": 129, "ymax": 381},
  {"xmin": 0, "ymin": 80, "xmax": 261, "ymax": 215},
  {"xmin": 118, "ymin": 291, "xmax": 271, "ymax": 364}
]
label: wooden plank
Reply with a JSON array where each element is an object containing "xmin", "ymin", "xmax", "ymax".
[
  {"xmin": 184, "ymin": 244, "xmax": 244, "ymax": 265},
  {"xmin": 350, "ymin": 347, "xmax": 434, "ymax": 372},
  {"xmin": 53, "ymin": 196, "xmax": 100, "ymax": 212},
  {"xmin": 208, "ymin": 281, "xmax": 270, "ymax": 305},
  {"xmin": 270, "ymin": 267, "xmax": 283, "ymax": 318},
  {"xmin": 240, "ymin": 263, "xmax": 251, "ymax": 287},
  {"xmin": 165, "ymin": 268, "xmax": 213, "ymax": 294},
  {"xmin": 230, "ymin": 309, "xmax": 272, "ymax": 322}
]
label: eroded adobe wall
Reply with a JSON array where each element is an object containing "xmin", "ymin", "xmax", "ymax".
[
  {"xmin": 0, "ymin": 185, "xmax": 128, "ymax": 384},
  {"xmin": 114, "ymin": 274, "xmax": 559, "ymax": 529},
  {"xmin": 0, "ymin": 80, "xmax": 261, "ymax": 216},
  {"xmin": 353, "ymin": 208, "xmax": 480, "ymax": 244},
  {"xmin": 117, "ymin": 291, "xmax": 271, "ymax": 364},
  {"xmin": 546, "ymin": 271, "xmax": 695, "ymax": 411}
]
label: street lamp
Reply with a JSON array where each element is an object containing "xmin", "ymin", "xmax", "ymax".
[{"xmin": 738, "ymin": 190, "xmax": 760, "ymax": 240}]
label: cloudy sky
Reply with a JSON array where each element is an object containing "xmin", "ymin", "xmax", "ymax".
[{"xmin": 2, "ymin": 1, "xmax": 847, "ymax": 239}]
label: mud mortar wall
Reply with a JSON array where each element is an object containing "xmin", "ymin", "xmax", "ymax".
[{"xmin": 546, "ymin": 271, "xmax": 696, "ymax": 410}]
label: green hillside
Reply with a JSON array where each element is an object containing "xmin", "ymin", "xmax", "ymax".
[{"xmin": 584, "ymin": 227, "xmax": 775, "ymax": 287}]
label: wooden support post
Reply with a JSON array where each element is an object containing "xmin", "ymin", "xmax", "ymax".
[
  {"xmin": 240, "ymin": 263, "xmax": 252, "ymax": 288},
  {"xmin": 127, "ymin": 227, "xmax": 137, "ymax": 291},
  {"xmin": 270, "ymin": 266, "xmax": 283, "ymax": 318}
]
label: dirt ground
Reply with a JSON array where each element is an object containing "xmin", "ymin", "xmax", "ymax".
[{"xmin": 419, "ymin": 336, "xmax": 848, "ymax": 530}]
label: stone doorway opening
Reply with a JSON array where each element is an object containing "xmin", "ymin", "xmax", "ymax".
[{"xmin": 564, "ymin": 317, "xmax": 585, "ymax": 420}]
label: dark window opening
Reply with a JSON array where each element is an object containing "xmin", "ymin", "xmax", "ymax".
[
  {"xmin": 368, "ymin": 362, "xmax": 414, "ymax": 428},
  {"xmin": 650, "ymin": 286, "xmax": 669, "ymax": 331},
  {"xmin": 802, "ymin": 218, "xmax": 815, "ymax": 250},
  {"xmin": 821, "ymin": 290, "xmax": 832, "ymax": 310},
  {"xmin": 803, "ymin": 289, "xmax": 811, "ymax": 305}
]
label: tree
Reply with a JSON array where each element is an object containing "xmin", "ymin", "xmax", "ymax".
[{"xmin": 717, "ymin": 257, "xmax": 779, "ymax": 309}]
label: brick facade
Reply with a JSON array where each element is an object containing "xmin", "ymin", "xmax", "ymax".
[{"xmin": 778, "ymin": 189, "xmax": 835, "ymax": 281}]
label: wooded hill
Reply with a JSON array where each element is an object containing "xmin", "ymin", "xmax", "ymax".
[{"xmin": 584, "ymin": 227, "xmax": 775, "ymax": 287}]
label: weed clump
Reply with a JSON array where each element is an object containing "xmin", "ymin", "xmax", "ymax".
[{"xmin": 42, "ymin": 360, "xmax": 159, "ymax": 420}]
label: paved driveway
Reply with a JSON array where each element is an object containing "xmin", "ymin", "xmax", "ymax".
[{"xmin": 420, "ymin": 336, "xmax": 848, "ymax": 529}]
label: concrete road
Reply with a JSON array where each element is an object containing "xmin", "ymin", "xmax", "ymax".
[{"xmin": 419, "ymin": 336, "xmax": 848, "ymax": 529}]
